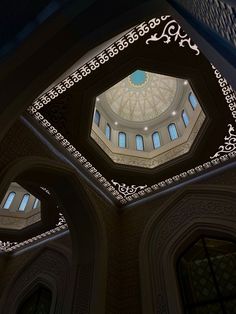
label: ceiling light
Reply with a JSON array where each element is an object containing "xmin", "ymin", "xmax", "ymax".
[
  {"xmin": 96, "ymin": 97, "xmax": 100, "ymax": 101},
  {"xmin": 184, "ymin": 80, "xmax": 188, "ymax": 85},
  {"xmin": 114, "ymin": 121, "xmax": 118, "ymax": 125},
  {"xmin": 172, "ymin": 111, "xmax": 177, "ymax": 116},
  {"xmin": 144, "ymin": 126, "xmax": 148, "ymax": 131}
]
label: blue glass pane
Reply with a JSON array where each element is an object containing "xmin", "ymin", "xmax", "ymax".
[
  {"xmin": 18, "ymin": 194, "xmax": 30, "ymax": 211},
  {"xmin": 130, "ymin": 70, "xmax": 147, "ymax": 86},
  {"xmin": 94, "ymin": 110, "xmax": 100, "ymax": 126},
  {"xmin": 182, "ymin": 111, "xmax": 190, "ymax": 126},
  {"xmin": 105, "ymin": 124, "xmax": 111, "ymax": 140},
  {"xmin": 3, "ymin": 192, "xmax": 16, "ymax": 209},
  {"xmin": 152, "ymin": 132, "xmax": 161, "ymax": 149},
  {"xmin": 189, "ymin": 92, "xmax": 198, "ymax": 109},
  {"xmin": 136, "ymin": 135, "xmax": 144, "ymax": 151},
  {"xmin": 118, "ymin": 132, "xmax": 126, "ymax": 148},
  {"xmin": 168, "ymin": 123, "xmax": 178, "ymax": 140},
  {"xmin": 33, "ymin": 198, "xmax": 40, "ymax": 209}
]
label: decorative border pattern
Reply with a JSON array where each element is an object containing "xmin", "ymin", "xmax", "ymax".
[
  {"xmin": 211, "ymin": 124, "xmax": 236, "ymax": 158},
  {"xmin": 26, "ymin": 15, "xmax": 236, "ymax": 205},
  {"xmin": 111, "ymin": 180, "xmax": 147, "ymax": 198},
  {"xmin": 210, "ymin": 65, "xmax": 236, "ymax": 158},
  {"xmin": 146, "ymin": 16, "xmax": 200, "ymax": 55},
  {"xmin": 0, "ymin": 213, "xmax": 68, "ymax": 253}
]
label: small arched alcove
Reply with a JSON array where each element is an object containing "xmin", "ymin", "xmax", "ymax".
[{"xmin": 17, "ymin": 283, "xmax": 52, "ymax": 314}]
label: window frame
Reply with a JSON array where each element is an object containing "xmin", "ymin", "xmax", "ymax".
[
  {"xmin": 135, "ymin": 134, "xmax": 144, "ymax": 151},
  {"xmin": 118, "ymin": 132, "xmax": 127, "ymax": 148},
  {"xmin": 168, "ymin": 123, "xmax": 179, "ymax": 141},
  {"xmin": 3, "ymin": 191, "xmax": 16, "ymax": 209},
  {"xmin": 152, "ymin": 131, "xmax": 161, "ymax": 149}
]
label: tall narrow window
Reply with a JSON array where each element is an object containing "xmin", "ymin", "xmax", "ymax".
[
  {"xmin": 189, "ymin": 92, "xmax": 198, "ymax": 110},
  {"xmin": 32, "ymin": 198, "xmax": 40, "ymax": 209},
  {"xmin": 17, "ymin": 285, "xmax": 52, "ymax": 314},
  {"xmin": 152, "ymin": 131, "xmax": 161, "ymax": 149},
  {"xmin": 105, "ymin": 123, "xmax": 111, "ymax": 140},
  {"xmin": 118, "ymin": 132, "xmax": 126, "ymax": 148},
  {"xmin": 3, "ymin": 192, "xmax": 16, "ymax": 209},
  {"xmin": 94, "ymin": 110, "xmax": 100, "ymax": 126},
  {"xmin": 178, "ymin": 237, "xmax": 236, "ymax": 314},
  {"xmin": 168, "ymin": 123, "xmax": 178, "ymax": 140},
  {"xmin": 136, "ymin": 135, "xmax": 144, "ymax": 151},
  {"xmin": 18, "ymin": 194, "xmax": 30, "ymax": 212},
  {"xmin": 182, "ymin": 110, "xmax": 190, "ymax": 127}
]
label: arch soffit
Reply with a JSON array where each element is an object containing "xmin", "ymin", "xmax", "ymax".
[{"xmin": 139, "ymin": 185, "xmax": 236, "ymax": 314}]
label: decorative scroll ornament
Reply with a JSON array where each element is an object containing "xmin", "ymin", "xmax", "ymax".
[
  {"xmin": 210, "ymin": 124, "xmax": 236, "ymax": 159},
  {"xmin": 146, "ymin": 19, "xmax": 200, "ymax": 55},
  {"xmin": 111, "ymin": 180, "xmax": 147, "ymax": 198}
]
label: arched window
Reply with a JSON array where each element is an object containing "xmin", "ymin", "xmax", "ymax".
[
  {"xmin": 18, "ymin": 194, "xmax": 30, "ymax": 212},
  {"xmin": 32, "ymin": 198, "xmax": 40, "ymax": 209},
  {"xmin": 94, "ymin": 109, "xmax": 100, "ymax": 126},
  {"xmin": 189, "ymin": 92, "xmax": 198, "ymax": 110},
  {"xmin": 3, "ymin": 192, "xmax": 16, "ymax": 209},
  {"xmin": 168, "ymin": 123, "xmax": 178, "ymax": 140},
  {"xmin": 118, "ymin": 132, "xmax": 126, "ymax": 148},
  {"xmin": 136, "ymin": 135, "xmax": 144, "ymax": 151},
  {"xmin": 178, "ymin": 237, "xmax": 236, "ymax": 314},
  {"xmin": 152, "ymin": 131, "xmax": 161, "ymax": 149},
  {"xmin": 17, "ymin": 285, "xmax": 52, "ymax": 314},
  {"xmin": 182, "ymin": 110, "xmax": 190, "ymax": 127},
  {"xmin": 105, "ymin": 123, "xmax": 111, "ymax": 140}
]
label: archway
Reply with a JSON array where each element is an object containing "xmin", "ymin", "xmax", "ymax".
[
  {"xmin": 0, "ymin": 156, "xmax": 107, "ymax": 314},
  {"xmin": 140, "ymin": 186, "xmax": 236, "ymax": 314}
]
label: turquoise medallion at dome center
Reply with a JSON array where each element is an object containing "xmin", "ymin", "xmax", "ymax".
[{"xmin": 129, "ymin": 70, "xmax": 147, "ymax": 87}]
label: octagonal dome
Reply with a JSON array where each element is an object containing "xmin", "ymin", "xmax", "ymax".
[
  {"xmin": 104, "ymin": 70, "xmax": 178, "ymax": 122},
  {"xmin": 91, "ymin": 72, "xmax": 206, "ymax": 169}
]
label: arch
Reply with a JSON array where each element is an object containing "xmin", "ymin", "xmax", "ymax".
[
  {"xmin": 0, "ymin": 157, "xmax": 107, "ymax": 314},
  {"xmin": 32, "ymin": 198, "xmax": 40, "ymax": 209},
  {"xmin": 94, "ymin": 109, "xmax": 100, "ymax": 126},
  {"xmin": 18, "ymin": 193, "xmax": 30, "ymax": 211},
  {"xmin": 17, "ymin": 284, "xmax": 52, "ymax": 314},
  {"xmin": 136, "ymin": 134, "xmax": 144, "ymax": 151},
  {"xmin": 152, "ymin": 131, "xmax": 161, "ymax": 149},
  {"xmin": 3, "ymin": 191, "xmax": 16, "ymax": 209},
  {"xmin": 181, "ymin": 110, "xmax": 189, "ymax": 127},
  {"xmin": 189, "ymin": 92, "xmax": 198, "ymax": 110},
  {"xmin": 140, "ymin": 186, "xmax": 236, "ymax": 314},
  {"xmin": 118, "ymin": 132, "xmax": 126, "ymax": 148},
  {"xmin": 168, "ymin": 123, "xmax": 179, "ymax": 140},
  {"xmin": 105, "ymin": 123, "xmax": 111, "ymax": 140}
]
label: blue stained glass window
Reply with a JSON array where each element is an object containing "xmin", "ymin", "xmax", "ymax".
[
  {"xmin": 33, "ymin": 198, "xmax": 40, "ymax": 209},
  {"xmin": 118, "ymin": 132, "xmax": 126, "ymax": 148},
  {"xmin": 182, "ymin": 110, "xmax": 190, "ymax": 127},
  {"xmin": 18, "ymin": 194, "xmax": 30, "ymax": 212},
  {"xmin": 3, "ymin": 192, "xmax": 16, "ymax": 209},
  {"xmin": 189, "ymin": 92, "xmax": 198, "ymax": 109},
  {"xmin": 152, "ymin": 132, "xmax": 161, "ymax": 149},
  {"xmin": 105, "ymin": 123, "xmax": 111, "ymax": 140},
  {"xmin": 136, "ymin": 135, "xmax": 144, "ymax": 151},
  {"xmin": 94, "ymin": 110, "xmax": 100, "ymax": 126},
  {"xmin": 168, "ymin": 123, "xmax": 178, "ymax": 140}
]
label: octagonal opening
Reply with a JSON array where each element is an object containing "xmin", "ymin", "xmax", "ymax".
[{"xmin": 90, "ymin": 69, "xmax": 206, "ymax": 169}]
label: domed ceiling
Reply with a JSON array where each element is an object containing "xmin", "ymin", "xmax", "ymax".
[{"xmin": 103, "ymin": 70, "xmax": 177, "ymax": 122}]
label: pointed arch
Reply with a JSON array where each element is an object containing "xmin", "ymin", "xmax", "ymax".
[
  {"xmin": 0, "ymin": 157, "xmax": 107, "ymax": 314},
  {"xmin": 140, "ymin": 186, "xmax": 236, "ymax": 314}
]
